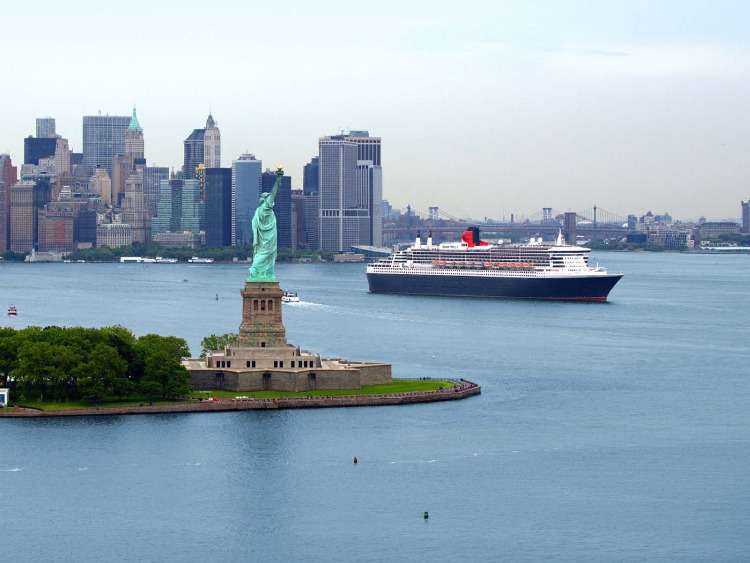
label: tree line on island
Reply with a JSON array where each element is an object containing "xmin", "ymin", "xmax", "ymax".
[{"xmin": 0, "ymin": 326, "xmax": 191, "ymax": 404}]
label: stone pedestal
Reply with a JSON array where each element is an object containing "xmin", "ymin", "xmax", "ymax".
[{"xmin": 238, "ymin": 282, "xmax": 287, "ymax": 348}]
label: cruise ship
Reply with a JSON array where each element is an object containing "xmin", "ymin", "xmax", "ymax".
[{"xmin": 366, "ymin": 227, "xmax": 622, "ymax": 301}]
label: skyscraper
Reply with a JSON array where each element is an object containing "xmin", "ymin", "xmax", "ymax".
[
  {"xmin": 204, "ymin": 114, "xmax": 221, "ymax": 168},
  {"xmin": 183, "ymin": 129, "xmax": 204, "ymax": 179},
  {"xmin": 82, "ymin": 114, "xmax": 130, "ymax": 174},
  {"xmin": 356, "ymin": 160, "xmax": 383, "ymax": 246},
  {"xmin": 231, "ymin": 154, "xmax": 262, "ymax": 246},
  {"xmin": 53, "ymin": 137, "xmax": 71, "ymax": 175},
  {"xmin": 9, "ymin": 178, "xmax": 51, "ymax": 252},
  {"xmin": 346, "ymin": 130, "xmax": 381, "ymax": 165},
  {"xmin": 89, "ymin": 168, "xmax": 112, "ymax": 206},
  {"xmin": 38, "ymin": 201, "xmax": 76, "ymax": 252},
  {"xmin": 205, "ymin": 168, "xmax": 233, "ymax": 247},
  {"xmin": 122, "ymin": 171, "xmax": 147, "ymax": 243},
  {"xmin": 303, "ymin": 156, "xmax": 319, "ymax": 195},
  {"xmin": 36, "ymin": 117, "xmax": 56, "ymax": 138},
  {"xmin": 111, "ymin": 154, "xmax": 129, "ymax": 208},
  {"xmin": 151, "ymin": 178, "xmax": 202, "ymax": 236},
  {"xmin": 318, "ymin": 135, "xmax": 366, "ymax": 251},
  {"xmin": 124, "ymin": 107, "xmax": 144, "ymax": 164},
  {"xmin": 152, "ymin": 179, "xmax": 183, "ymax": 236},
  {"xmin": 24, "ymin": 136, "xmax": 57, "ymax": 165},
  {"xmin": 143, "ymin": 166, "xmax": 169, "ymax": 218},
  {"xmin": 262, "ymin": 170, "xmax": 292, "ymax": 249},
  {"xmin": 742, "ymin": 200, "xmax": 750, "ymax": 234},
  {"xmin": 0, "ymin": 154, "xmax": 18, "ymax": 252},
  {"xmin": 180, "ymin": 179, "xmax": 203, "ymax": 234}
]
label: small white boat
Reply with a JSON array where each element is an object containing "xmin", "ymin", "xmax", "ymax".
[
  {"xmin": 7, "ymin": 305, "xmax": 18, "ymax": 316},
  {"xmin": 188, "ymin": 257, "xmax": 214, "ymax": 264},
  {"xmin": 282, "ymin": 291, "xmax": 300, "ymax": 303}
]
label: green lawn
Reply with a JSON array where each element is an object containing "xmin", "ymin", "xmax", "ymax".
[
  {"xmin": 15, "ymin": 398, "xmax": 183, "ymax": 412},
  {"xmin": 10, "ymin": 379, "xmax": 456, "ymax": 411},
  {"xmin": 193, "ymin": 378, "xmax": 455, "ymax": 399}
]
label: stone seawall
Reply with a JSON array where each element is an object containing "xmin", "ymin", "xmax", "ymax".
[{"xmin": 0, "ymin": 380, "xmax": 481, "ymax": 418}]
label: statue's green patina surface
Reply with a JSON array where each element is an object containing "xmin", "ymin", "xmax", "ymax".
[{"xmin": 247, "ymin": 168, "xmax": 283, "ymax": 282}]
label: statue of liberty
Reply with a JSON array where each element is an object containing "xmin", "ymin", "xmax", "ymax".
[{"xmin": 247, "ymin": 168, "xmax": 283, "ymax": 282}]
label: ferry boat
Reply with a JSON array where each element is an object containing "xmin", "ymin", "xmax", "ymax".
[
  {"xmin": 282, "ymin": 291, "xmax": 300, "ymax": 303},
  {"xmin": 188, "ymin": 257, "xmax": 214, "ymax": 264},
  {"xmin": 366, "ymin": 227, "xmax": 622, "ymax": 302},
  {"xmin": 7, "ymin": 305, "xmax": 18, "ymax": 316}
]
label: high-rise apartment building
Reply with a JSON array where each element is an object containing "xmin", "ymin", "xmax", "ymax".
[
  {"xmin": 742, "ymin": 200, "xmax": 750, "ymax": 234},
  {"xmin": 143, "ymin": 166, "xmax": 169, "ymax": 218},
  {"xmin": 0, "ymin": 154, "xmax": 18, "ymax": 252},
  {"xmin": 205, "ymin": 168, "xmax": 232, "ymax": 248},
  {"xmin": 261, "ymin": 170, "xmax": 292, "ymax": 249},
  {"xmin": 204, "ymin": 114, "xmax": 220, "ymax": 168},
  {"xmin": 82, "ymin": 114, "xmax": 130, "ymax": 174},
  {"xmin": 231, "ymin": 154, "xmax": 262, "ymax": 246},
  {"xmin": 36, "ymin": 117, "xmax": 56, "ymax": 138}
]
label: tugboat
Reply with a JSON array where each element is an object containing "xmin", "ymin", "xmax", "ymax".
[
  {"xmin": 7, "ymin": 305, "xmax": 18, "ymax": 316},
  {"xmin": 282, "ymin": 291, "xmax": 300, "ymax": 303}
]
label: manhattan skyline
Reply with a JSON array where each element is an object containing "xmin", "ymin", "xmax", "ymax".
[{"xmin": 2, "ymin": 1, "xmax": 749, "ymax": 219}]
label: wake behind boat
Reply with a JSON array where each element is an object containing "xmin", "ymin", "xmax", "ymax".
[{"xmin": 367, "ymin": 227, "xmax": 622, "ymax": 302}]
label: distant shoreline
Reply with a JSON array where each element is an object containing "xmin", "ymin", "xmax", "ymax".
[{"xmin": 0, "ymin": 380, "xmax": 481, "ymax": 418}]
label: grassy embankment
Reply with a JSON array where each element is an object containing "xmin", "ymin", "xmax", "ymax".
[
  {"xmin": 9, "ymin": 379, "xmax": 456, "ymax": 411},
  {"xmin": 193, "ymin": 378, "xmax": 455, "ymax": 399},
  {"xmin": 14, "ymin": 398, "xmax": 184, "ymax": 411}
]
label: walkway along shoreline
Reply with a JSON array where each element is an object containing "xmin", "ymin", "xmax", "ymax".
[{"xmin": 0, "ymin": 380, "xmax": 481, "ymax": 418}]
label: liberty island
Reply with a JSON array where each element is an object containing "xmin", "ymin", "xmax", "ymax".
[{"xmin": 0, "ymin": 171, "xmax": 479, "ymax": 416}]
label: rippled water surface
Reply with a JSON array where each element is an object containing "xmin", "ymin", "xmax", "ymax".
[{"xmin": 1, "ymin": 253, "xmax": 748, "ymax": 562}]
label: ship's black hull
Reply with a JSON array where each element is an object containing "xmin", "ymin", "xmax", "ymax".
[{"xmin": 367, "ymin": 272, "xmax": 623, "ymax": 301}]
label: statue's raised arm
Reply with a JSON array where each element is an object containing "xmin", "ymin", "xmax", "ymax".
[
  {"xmin": 268, "ymin": 167, "xmax": 282, "ymax": 204},
  {"xmin": 247, "ymin": 167, "xmax": 284, "ymax": 282}
]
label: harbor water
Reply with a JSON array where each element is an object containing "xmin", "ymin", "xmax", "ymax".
[{"xmin": 1, "ymin": 252, "xmax": 748, "ymax": 562}]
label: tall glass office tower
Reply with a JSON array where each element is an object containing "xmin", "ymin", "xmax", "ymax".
[
  {"xmin": 231, "ymin": 154, "xmax": 262, "ymax": 246},
  {"xmin": 82, "ymin": 114, "xmax": 130, "ymax": 174}
]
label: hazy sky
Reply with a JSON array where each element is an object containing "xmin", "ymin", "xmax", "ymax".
[{"xmin": 2, "ymin": 1, "xmax": 748, "ymax": 220}]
